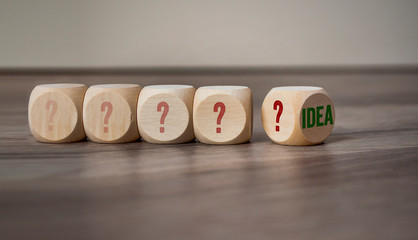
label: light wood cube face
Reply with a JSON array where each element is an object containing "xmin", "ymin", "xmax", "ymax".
[
  {"xmin": 28, "ymin": 84, "xmax": 87, "ymax": 143},
  {"xmin": 261, "ymin": 86, "xmax": 335, "ymax": 145},
  {"xmin": 193, "ymin": 86, "xmax": 252, "ymax": 144},
  {"xmin": 83, "ymin": 84, "xmax": 141, "ymax": 143},
  {"xmin": 137, "ymin": 85, "xmax": 195, "ymax": 144}
]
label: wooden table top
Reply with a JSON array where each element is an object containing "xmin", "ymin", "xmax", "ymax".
[{"xmin": 1, "ymin": 71, "xmax": 418, "ymax": 239}]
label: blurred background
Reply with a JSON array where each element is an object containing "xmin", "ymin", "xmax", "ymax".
[
  {"xmin": 1, "ymin": 0, "xmax": 417, "ymax": 70},
  {"xmin": 1, "ymin": 2, "xmax": 418, "ymax": 239}
]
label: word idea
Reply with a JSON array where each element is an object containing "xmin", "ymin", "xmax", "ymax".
[{"xmin": 262, "ymin": 86, "xmax": 335, "ymax": 146}]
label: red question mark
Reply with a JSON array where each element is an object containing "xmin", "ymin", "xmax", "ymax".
[
  {"xmin": 214, "ymin": 102, "xmax": 226, "ymax": 133},
  {"xmin": 157, "ymin": 102, "xmax": 169, "ymax": 133},
  {"xmin": 101, "ymin": 102, "xmax": 113, "ymax": 133},
  {"xmin": 273, "ymin": 100, "xmax": 283, "ymax": 132},
  {"xmin": 46, "ymin": 100, "xmax": 57, "ymax": 131}
]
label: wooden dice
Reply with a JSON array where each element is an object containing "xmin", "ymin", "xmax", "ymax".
[
  {"xmin": 83, "ymin": 84, "xmax": 141, "ymax": 143},
  {"xmin": 28, "ymin": 83, "xmax": 87, "ymax": 143},
  {"xmin": 137, "ymin": 85, "xmax": 195, "ymax": 144},
  {"xmin": 261, "ymin": 86, "xmax": 335, "ymax": 145},
  {"xmin": 193, "ymin": 86, "xmax": 252, "ymax": 144},
  {"xmin": 29, "ymin": 83, "xmax": 335, "ymax": 146}
]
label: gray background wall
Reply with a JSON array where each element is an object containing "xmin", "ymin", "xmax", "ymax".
[{"xmin": 1, "ymin": 0, "xmax": 417, "ymax": 68}]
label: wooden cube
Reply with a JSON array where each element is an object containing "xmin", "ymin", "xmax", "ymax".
[
  {"xmin": 193, "ymin": 86, "xmax": 252, "ymax": 144},
  {"xmin": 28, "ymin": 83, "xmax": 87, "ymax": 143},
  {"xmin": 261, "ymin": 86, "xmax": 335, "ymax": 145},
  {"xmin": 137, "ymin": 85, "xmax": 195, "ymax": 144},
  {"xmin": 83, "ymin": 84, "xmax": 141, "ymax": 143}
]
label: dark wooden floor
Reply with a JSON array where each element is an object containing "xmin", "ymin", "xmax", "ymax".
[{"xmin": 1, "ymin": 71, "xmax": 418, "ymax": 240}]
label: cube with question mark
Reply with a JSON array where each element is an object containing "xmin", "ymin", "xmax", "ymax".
[
  {"xmin": 193, "ymin": 86, "xmax": 252, "ymax": 144},
  {"xmin": 137, "ymin": 85, "xmax": 195, "ymax": 144},
  {"xmin": 28, "ymin": 83, "xmax": 87, "ymax": 143},
  {"xmin": 83, "ymin": 84, "xmax": 141, "ymax": 143},
  {"xmin": 261, "ymin": 86, "xmax": 335, "ymax": 145}
]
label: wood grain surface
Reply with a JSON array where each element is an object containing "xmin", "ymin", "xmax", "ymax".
[{"xmin": 0, "ymin": 72, "xmax": 418, "ymax": 240}]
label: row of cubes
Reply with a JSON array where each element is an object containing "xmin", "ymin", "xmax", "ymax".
[{"xmin": 29, "ymin": 84, "xmax": 335, "ymax": 145}]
